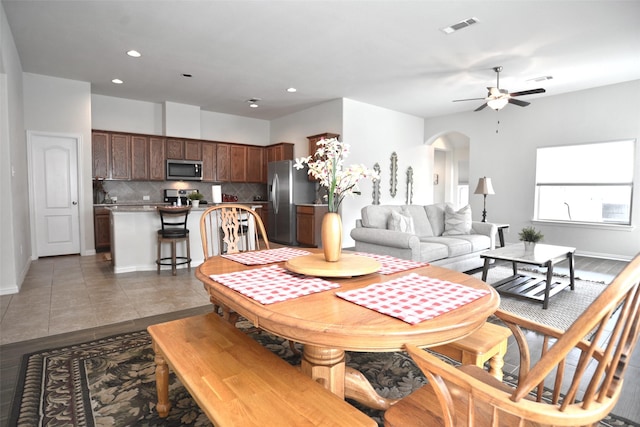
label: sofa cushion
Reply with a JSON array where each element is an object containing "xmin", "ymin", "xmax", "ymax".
[
  {"xmin": 425, "ymin": 204, "xmax": 447, "ymax": 236},
  {"xmin": 387, "ymin": 210, "xmax": 415, "ymax": 233},
  {"xmin": 361, "ymin": 205, "xmax": 398, "ymax": 229},
  {"xmin": 443, "ymin": 204, "xmax": 472, "ymax": 236},
  {"xmin": 445, "ymin": 234, "xmax": 492, "ymax": 252},
  {"xmin": 421, "ymin": 237, "xmax": 472, "ymax": 258},
  {"xmin": 417, "ymin": 241, "xmax": 449, "ymax": 262},
  {"xmin": 403, "ymin": 205, "xmax": 433, "ymax": 237}
]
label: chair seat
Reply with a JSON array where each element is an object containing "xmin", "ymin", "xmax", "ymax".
[
  {"xmin": 158, "ymin": 229, "xmax": 190, "ymax": 239},
  {"xmin": 156, "ymin": 207, "xmax": 191, "ymax": 275}
]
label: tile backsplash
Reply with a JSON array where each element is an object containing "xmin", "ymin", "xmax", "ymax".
[{"xmin": 98, "ymin": 181, "xmax": 267, "ymax": 204}]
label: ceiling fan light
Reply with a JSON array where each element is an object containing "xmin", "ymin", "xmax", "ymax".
[{"xmin": 487, "ymin": 97, "xmax": 508, "ymax": 110}]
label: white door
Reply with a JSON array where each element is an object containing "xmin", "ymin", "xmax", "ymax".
[{"xmin": 30, "ymin": 132, "xmax": 81, "ymax": 257}]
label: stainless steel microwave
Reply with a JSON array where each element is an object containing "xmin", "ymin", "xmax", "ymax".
[{"xmin": 166, "ymin": 159, "xmax": 203, "ymax": 181}]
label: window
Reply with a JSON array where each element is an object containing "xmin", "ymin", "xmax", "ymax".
[{"xmin": 534, "ymin": 140, "xmax": 635, "ymax": 225}]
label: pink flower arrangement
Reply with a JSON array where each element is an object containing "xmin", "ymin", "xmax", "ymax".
[{"xmin": 294, "ymin": 138, "xmax": 378, "ymax": 213}]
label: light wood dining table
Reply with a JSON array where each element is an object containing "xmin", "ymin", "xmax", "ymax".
[{"xmin": 195, "ymin": 248, "xmax": 500, "ymax": 410}]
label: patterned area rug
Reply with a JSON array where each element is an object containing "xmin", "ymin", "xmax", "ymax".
[
  {"xmin": 10, "ymin": 319, "xmax": 639, "ymax": 427},
  {"xmin": 474, "ymin": 265, "xmax": 610, "ymax": 331}
]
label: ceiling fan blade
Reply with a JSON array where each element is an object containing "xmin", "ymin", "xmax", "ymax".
[
  {"xmin": 452, "ymin": 97, "xmax": 485, "ymax": 102},
  {"xmin": 510, "ymin": 88, "xmax": 546, "ymax": 97},
  {"xmin": 509, "ymin": 98, "xmax": 530, "ymax": 107},
  {"xmin": 474, "ymin": 103, "xmax": 488, "ymax": 112}
]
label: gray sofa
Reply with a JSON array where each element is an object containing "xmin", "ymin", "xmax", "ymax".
[{"xmin": 350, "ymin": 204, "xmax": 496, "ymax": 272}]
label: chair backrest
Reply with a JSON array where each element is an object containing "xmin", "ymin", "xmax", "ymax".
[
  {"xmin": 157, "ymin": 207, "xmax": 191, "ymax": 238},
  {"xmin": 199, "ymin": 204, "xmax": 270, "ymax": 259},
  {"xmin": 500, "ymin": 253, "xmax": 640, "ymax": 417}
]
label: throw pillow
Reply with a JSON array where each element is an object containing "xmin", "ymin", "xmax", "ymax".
[
  {"xmin": 442, "ymin": 204, "xmax": 472, "ymax": 236},
  {"xmin": 387, "ymin": 210, "xmax": 415, "ymax": 234}
]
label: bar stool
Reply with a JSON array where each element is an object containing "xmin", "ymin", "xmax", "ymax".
[{"xmin": 156, "ymin": 207, "xmax": 191, "ymax": 275}]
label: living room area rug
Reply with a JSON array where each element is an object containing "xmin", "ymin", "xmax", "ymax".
[
  {"xmin": 10, "ymin": 318, "xmax": 639, "ymax": 427},
  {"xmin": 472, "ymin": 264, "xmax": 611, "ymax": 331}
]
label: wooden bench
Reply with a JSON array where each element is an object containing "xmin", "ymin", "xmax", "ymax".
[
  {"xmin": 430, "ymin": 321, "xmax": 512, "ymax": 381},
  {"xmin": 147, "ymin": 312, "xmax": 376, "ymax": 427}
]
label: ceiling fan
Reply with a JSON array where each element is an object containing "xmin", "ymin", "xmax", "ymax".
[{"xmin": 453, "ymin": 66, "xmax": 546, "ymax": 111}]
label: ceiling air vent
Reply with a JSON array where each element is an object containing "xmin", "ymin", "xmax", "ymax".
[{"xmin": 441, "ymin": 17, "xmax": 479, "ymax": 34}]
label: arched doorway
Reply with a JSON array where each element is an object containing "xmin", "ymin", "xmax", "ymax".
[{"xmin": 427, "ymin": 131, "xmax": 470, "ymax": 207}]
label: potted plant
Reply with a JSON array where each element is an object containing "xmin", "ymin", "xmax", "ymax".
[
  {"xmin": 294, "ymin": 138, "xmax": 378, "ymax": 261},
  {"xmin": 518, "ymin": 226, "xmax": 543, "ymax": 251},
  {"xmin": 187, "ymin": 192, "xmax": 204, "ymax": 208}
]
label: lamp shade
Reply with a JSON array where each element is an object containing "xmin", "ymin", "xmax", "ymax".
[{"xmin": 474, "ymin": 177, "xmax": 495, "ymax": 195}]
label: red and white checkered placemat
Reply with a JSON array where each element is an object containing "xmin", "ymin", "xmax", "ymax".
[
  {"xmin": 210, "ymin": 265, "xmax": 339, "ymax": 304},
  {"xmin": 336, "ymin": 273, "xmax": 490, "ymax": 324},
  {"xmin": 222, "ymin": 247, "xmax": 312, "ymax": 265},
  {"xmin": 354, "ymin": 252, "xmax": 428, "ymax": 275}
]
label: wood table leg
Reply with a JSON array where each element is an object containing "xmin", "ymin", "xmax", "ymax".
[
  {"xmin": 345, "ymin": 367, "xmax": 399, "ymax": 410},
  {"xmin": 301, "ymin": 345, "xmax": 346, "ymax": 398},
  {"xmin": 152, "ymin": 341, "xmax": 171, "ymax": 417},
  {"xmin": 301, "ymin": 345, "xmax": 399, "ymax": 410}
]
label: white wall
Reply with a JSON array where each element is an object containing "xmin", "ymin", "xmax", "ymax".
[
  {"xmin": 201, "ymin": 110, "xmax": 270, "ymax": 146},
  {"xmin": 92, "ymin": 94, "xmax": 270, "ymax": 145},
  {"xmin": 424, "ymin": 80, "xmax": 640, "ymax": 259},
  {"xmin": 92, "ymin": 94, "xmax": 162, "ymax": 134},
  {"xmin": 23, "ymin": 73, "xmax": 93, "ymax": 258},
  {"xmin": 341, "ymin": 98, "xmax": 427, "ymax": 247},
  {"xmin": 270, "ymin": 99, "xmax": 343, "ymax": 158},
  {"xmin": 0, "ymin": 2, "xmax": 30, "ymax": 294}
]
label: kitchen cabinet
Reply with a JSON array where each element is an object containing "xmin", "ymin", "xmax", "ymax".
[
  {"xmin": 110, "ymin": 133, "xmax": 131, "ymax": 180},
  {"xmin": 216, "ymin": 143, "xmax": 230, "ymax": 181},
  {"xmin": 246, "ymin": 146, "xmax": 265, "ymax": 183},
  {"xmin": 265, "ymin": 142, "xmax": 294, "ymax": 182},
  {"xmin": 166, "ymin": 139, "xmax": 184, "ymax": 159},
  {"xmin": 307, "ymin": 133, "xmax": 339, "ymax": 181},
  {"xmin": 94, "ymin": 207, "xmax": 111, "ymax": 252},
  {"xmin": 307, "ymin": 133, "xmax": 339, "ymax": 157},
  {"xmin": 92, "ymin": 131, "xmax": 110, "ymax": 179},
  {"xmin": 296, "ymin": 204, "xmax": 328, "ymax": 247},
  {"xmin": 149, "ymin": 137, "xmax": 166, "ymax": 180},
  {"xmin": 266, "ymin": 143, "xmax": 294, "ymax": 163},
  {"xmin": 201, "ymin": 142, "xmax": 217, "ymax": 182},
  {"xmin": 185, "ymin": 140, "xmax": 202, "ymax": 160},
  {"xmin": 130, "ymin": 135, "xmax": 148, "ymax": 180},
  {"xmin": 166, "ymin": 138, "xmax": 201, "ymax": 160},
  {"xmin": 230, "ymin": 145, "xmax": 247, "ymax": 182}
]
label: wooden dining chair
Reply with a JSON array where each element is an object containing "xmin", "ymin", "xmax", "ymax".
[
  {"xmin": 199, "ymin": 205, "xmax": 299, "ymax": 353},
  {"xmin": 384, "ymin": 253, "xmax": 640, "ymax": 427},
  {"xmin": 200, "ymin": 204, "xmax": 270, "ymax": 259}
]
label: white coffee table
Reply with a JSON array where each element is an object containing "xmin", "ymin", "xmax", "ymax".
[{"xmin": 481, "ymin": 243, "xmax": 576, "ymax": 309}]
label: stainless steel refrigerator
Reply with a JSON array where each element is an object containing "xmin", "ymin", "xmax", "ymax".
[{"xmin": 267, "ymin": 160, "xmax": 316, "ymax": 245}]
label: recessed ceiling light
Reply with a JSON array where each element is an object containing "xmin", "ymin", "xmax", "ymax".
[
  {"xmin": 287, "ymin": 87, "xmax": 297, "ymax": 93},
  {"xmin": 440, "ymin": 17, "xmax": 479, "ymax": 34},
  {"xmin": 182, "ymin": 73, "xmax": 193, "ymax": 78},
  {"xmin": 112, "ymin": 78, "xmax": 123, "ymax": 84},
  {"xmin": 247, "ymin": 98, "xmax": 261, "ymax": 108},
  {"xmin": 127, "ymin": 50, "xmax": 141, "ymax": 58}
]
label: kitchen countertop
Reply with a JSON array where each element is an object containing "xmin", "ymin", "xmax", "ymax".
[
  {"xmin": 103, "ymin": 202, "xmax": 266, "ymax": 213},
  {"xmin": 296, "ymin": 203, "xmax": 329, "ymax": 207}
]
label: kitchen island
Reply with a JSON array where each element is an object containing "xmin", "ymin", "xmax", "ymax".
[{"xmin": 108, "ymin": 204, "xmax": 262, "ymax": 273}]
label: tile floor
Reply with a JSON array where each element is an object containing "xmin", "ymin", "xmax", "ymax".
[{"xmin": 0, "ymin": 254, "xmax": 210, "ymax": 345}]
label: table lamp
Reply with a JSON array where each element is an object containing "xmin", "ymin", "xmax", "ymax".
[{"xmin": 474, "ymin": 177, "xmax": 495, "ymax": 222}]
